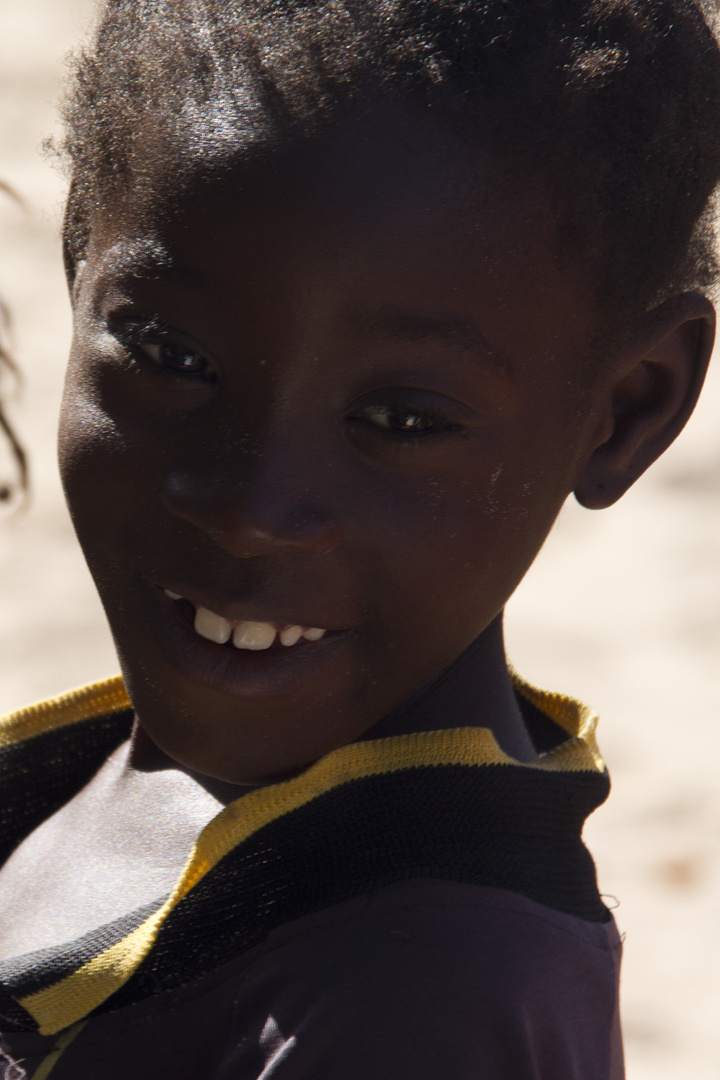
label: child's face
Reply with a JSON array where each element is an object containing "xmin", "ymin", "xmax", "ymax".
[{"xmin": 60, "ymin": 109, "xmax": 607, "ymax": 783}]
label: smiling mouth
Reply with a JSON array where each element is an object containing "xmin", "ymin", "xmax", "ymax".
[{"xmin": 163, "ymin": 589, "xmax": 328, "ymax": 651}]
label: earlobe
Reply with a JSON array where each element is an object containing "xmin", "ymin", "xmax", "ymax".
[{"xmin": 574, "ymin": 293, "xmax": 716, "ymax": 510}]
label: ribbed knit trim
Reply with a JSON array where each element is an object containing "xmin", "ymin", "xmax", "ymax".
[
  {"xmin": 0, "ymin": 677, "xmax": 130, "ymax": 750},
  {"xmin": 0, "ymin": 672, "xmax": 607, "ymax": 1035}
]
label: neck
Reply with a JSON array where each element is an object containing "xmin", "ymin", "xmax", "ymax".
[
  {"xmin": 359, "ymin": 613, "xmax": 536, "ymax": 763},
  {"xmin": 129, "ymin": 612, "xmax": 535, "ymax": 804}
]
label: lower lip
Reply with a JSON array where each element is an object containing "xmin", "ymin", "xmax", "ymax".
[{"xmin": 144, "ymin": 583, "xmax": 353, "ymax": 699}]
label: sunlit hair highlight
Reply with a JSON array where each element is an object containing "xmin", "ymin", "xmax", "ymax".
[{"xmin": 61, "ymin": 0, "xmax": 720, "ymax": 335}]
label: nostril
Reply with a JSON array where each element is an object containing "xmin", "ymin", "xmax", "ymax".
[
  {"xmin": 162, "ymin": 471, "xmax": 229, "ymax": 540},
  {"xmin": 162, "ymin": 470, "xmax": 341, "ymax": 557},
  {"xmin": 163, "ymin": 469, "xmax": 217, "ymax": 511},
  {"xmin": 162, "ymin": 470, "xmax": 213, "ymax": 523}
]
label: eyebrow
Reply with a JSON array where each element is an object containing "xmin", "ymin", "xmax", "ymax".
[
  {"xmin": 356, "ymin": 307, "xmax": 511, "ymax": 373},
  {"xmin": 99, "ymin": 251, "xmax": 511, "ymax": 373},
  {"xmin": 101, "ymin": 240, "xmax": 199, "ymax": 288}
]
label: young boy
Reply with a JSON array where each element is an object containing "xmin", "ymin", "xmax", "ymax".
[{"xmin": 1, "ymin": 1, "xmax": 720, "ymax": 1076}]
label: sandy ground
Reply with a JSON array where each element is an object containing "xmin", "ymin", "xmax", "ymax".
[{"xmin": 1, "ymin": 1, "xmax": 719, "ymax": 1075}]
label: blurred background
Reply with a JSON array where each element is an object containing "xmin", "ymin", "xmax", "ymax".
[{"xmin": 1, "ymin": 1, "xmax": 719, "ymax": 1075}]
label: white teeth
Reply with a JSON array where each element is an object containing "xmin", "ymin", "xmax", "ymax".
[
  {"xmin": 232, "ymin": 621, "xmax": 277, "ymax": 651},
  {"xmin": 191, "ymin": 605, "xmax": 328, "ymax": 650},
  {"xmin": 164, "ymin": 589, "xmax": 182, "ymax": 601},
  {"xmin": 279, "ymin": 624, "xmax": 304, "ymax": 647},
  {"xmin": 194, "ymin": 606, "xmax": 232, "ymax": 644}
]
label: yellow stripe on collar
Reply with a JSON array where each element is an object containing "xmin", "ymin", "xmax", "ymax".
[
  {"xmin": 16, "ymin": 676, "xmax": 604, "ymax": 1035},
  {"xmin": 0, "ymin": 676, "xmax": 130, "ymax": 750}
]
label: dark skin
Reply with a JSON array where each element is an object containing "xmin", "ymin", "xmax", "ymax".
[{"xmin": 0, "ymin": 106, "xmax": 713, "ymax": 954}]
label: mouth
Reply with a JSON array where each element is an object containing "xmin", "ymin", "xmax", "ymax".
[
  {"xmin": 143, "ymin": 582, "xmax": 352, "ymax": 699},
  {"xmin": 165, "ymin": 589, "xmax": 328, "ymax": 651}
]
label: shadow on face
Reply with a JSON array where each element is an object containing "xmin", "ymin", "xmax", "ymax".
[{"xmin": 59, "ymin": 105, "xmax": 713, "ymax": 784}]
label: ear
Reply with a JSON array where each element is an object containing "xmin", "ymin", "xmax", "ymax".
[
  {"xmin": 62, "ymin": 178, "xmax": 91, "ymax": 296},
  {"xmin": 574, "ymin": 293, "xmax": 715, "ymax": 509}
]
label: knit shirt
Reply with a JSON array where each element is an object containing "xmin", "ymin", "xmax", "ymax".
[{"xmin": 0, "ymin": 671, "xmax": 613, "ymax": 1047}]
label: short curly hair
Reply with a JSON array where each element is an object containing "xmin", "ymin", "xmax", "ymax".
[{"xmin": 61, "ymin": 0, "xmax": 720, "ymax": 334}]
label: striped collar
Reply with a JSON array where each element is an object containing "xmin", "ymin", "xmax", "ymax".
[{"xmin": 0, "ymin": 671, "xmax": 608, "ymax": 1036}]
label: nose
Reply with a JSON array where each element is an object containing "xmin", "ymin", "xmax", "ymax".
[{"xmin": 161, "ymin": 461, "xmax": 343, "ymax": 559}]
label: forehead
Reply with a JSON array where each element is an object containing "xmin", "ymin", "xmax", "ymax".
[
  {"xmin": 87, "ymin": 109, "xmax": 596, "ymax": 364},
  {"xmin": 100, "ymin": 104, "xmax": 544, "ymax": 257}
]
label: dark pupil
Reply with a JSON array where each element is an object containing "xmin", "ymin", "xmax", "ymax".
[
  {"xmin": 163, "ymin": 342, "xmax": 203, "ymax": 372},
  {"xmin": 396, "ymin": 410, "xmax": 427, "ymax": 430}
]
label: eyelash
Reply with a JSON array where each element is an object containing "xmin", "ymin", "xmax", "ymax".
[
  {"xmin": 114, "ymin": 320, "xmax": 214, "ymax": 380},
  {"xmin": 111, "ymin": 321, "xmax": 465, "ymax": 440}
]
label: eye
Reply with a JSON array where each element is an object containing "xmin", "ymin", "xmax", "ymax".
[
  {"xmin": 115, "ymin": 320, "xmax": 214, "ymax": 379},
  {"xmin": 140, "ymin": 339, "xmax": 209, "ymax": 375},
  {"xmin": 348, "ymin": 403, "xmax": 463, "ymax": 437}
]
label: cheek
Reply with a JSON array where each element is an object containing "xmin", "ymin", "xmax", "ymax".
[
  {"xmin": 60, "ymin": 343, "xmax": 167, "ymax": 491},
  {"xmin": 351, "ymin": 454, "xmax": 565, "ymax": 643},
  {"xmin": 58, "ymin": 355, "xmax": 151, "ymax": 579},
  {"xmin": 59, "ymin": 360, "xmax": 114, "ymax": 496}
]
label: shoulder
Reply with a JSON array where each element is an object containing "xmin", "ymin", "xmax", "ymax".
[
  {"xmin": 4, "ymin": 875, "xmax": 624, "ymax": 1079},
  {"xmin": 215, "ymin": 879, "xmax": 624, "ymax": 1080},
  {"xmin": 259, "ymin": 876, "xmax": 621, "ymax": 976}
]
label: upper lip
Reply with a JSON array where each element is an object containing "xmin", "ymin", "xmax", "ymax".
[{"xmin": 156, "ymin": 581, "xmax": 350, "ymax": 631}]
